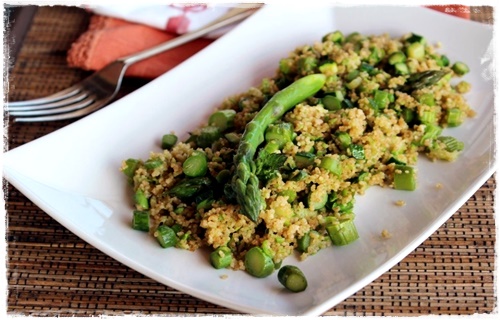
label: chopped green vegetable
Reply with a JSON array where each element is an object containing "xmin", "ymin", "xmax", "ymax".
[
  {"xmin": 275, "ymin": 236, "xmax": 285, "ymax": 244},
  {"xmin": 244, "ymin": 247, "xmax": 275, "ymax": 278},
  {"xmin": 406, "ymin": 42, "xmax": 425, "ymax": 61},
  {"xmin": 394, "ymin": 164, "xmax": 416, "ymax": 191},
  {"xmin": 173, "ymin": 206, "xmax": 185, "ymax": 214},
  {"xmin": 434, "ymin": 54, "xmax": 450, "ymax": 67},
  {"xmin": 359, "ymin": 62, "xmax": 377, "ymax": 75},
  {"xmin": 161, "ymin": 134, "xmax": 178, "ymax": 149},
  {"xmin": 196, "ymin": 126, "xmax": 222, "ymax": 148},
  {"xmin": 297, "ymin": 233, "xmax": 310, "ymax": 253},
  {"xmin": 336, "ymin": 132, "xmax": 351, "ymax": 150},
  {"xmin": 419, "ymin": 93, "xmax": 436, "ymax": 106},
  {"xmin": 406, "ymin": 33, "xmax": 426, "ymax": 44},
  {"xmin": 279, "ymin": 190, "xmax": 297, "ymax": 203},
  {"xmin": 279, "ymin": 58, "xmax": 294, "ymax": 74},
  {"xmin": 215, "ymin": 169, "xmax": 232, "ymax": 184},
  {"xmin": 372, "ymin": 90, "xmax": 391, "ymax": 111},
  {"xmin": 367, "ymin": 46, "xmax": 385, "ymax": 65},
  {"xmin": 278, "ymin": 265, "xmax": 308, "ymax": 292},
  {"xmin": 357, "ymin": 171, "xmax": 370, "ymax": 182},
  {"xmin": 345, "ymin": 31, "xmax": 363, "ymax": 43},
  {"xmin": 210, "ymin": 246, "xmax": 233, "ymax": 269},
  {"xmin": 134, "ymin": 189, "xmax": 149, "ymax": 210},
  {"xmin": 209, "ymin": 109, "xmax": 236, "ymax": 131},
  {"xmin": 428, "ymin": 136, "xmax": 464, "ymax": 162},
  {"xmin": 388, "ymin": 156, "xmax": 407, "ymax": 166},
  {"xmin": 325, "ymin": 218, "xmax": 359, "ymax": 246},
  {"xmin": 401, "ymin": 107, "xmax": 415, "ymax": 124},
  {"xmin": 294, "ymin": 152, "xmax": 316, "ymax": 169},
  {"xmin": 297, "ymin": 56, "xmax": 318, "ymax": 75},
  {"xmin": 262, "ymin": 140, "xmax": 280, "ymax": 154},
  {"xmin": 196, "ymin": 197, "xmax": 214, "ymax": 211},
  {"xmin": 183, "ymin": 151, "xmax": 208, "ymax": 177},
  {"xmin": 346, "ymin": 70, "xmax": 360, "ymax": 82},
  {"xmin": 452, "ymin": 62, "xmax": 469, "ymax": 76},
  {"xmin": 440, "ymin": 55, "xmax": 450, "ymax": 67},
  {"xmin": 394, "ymin": 62, "xmax": 409, "ymax": 75},
  {"xmin": 144, "ymin": 158, "xmax": 163, "ymax": 170},
  {"xmin": 171, "ymin": 224, "xmax": 182, "ymax": 233},
  {"xmin": 437, "ymin": 136, "xmax": 464, "ymax": 152},
  {"xmin": 322, "ymin": 95, "xmax": 343, "ymax": 111},
  {"xmin": 419, "ymin": 110, "xmax": 438, "ymax": 125},
  {"xmin": 349, "ymin": 144, "xmax": 365, "ymax": 160},
  {"xmin": 156, "ymin": 225, "xmax": 178, "ymax": 248},
  {"xmin": 122, "ymin": 158, "xmax": 140, "ymax": 179},
  {"xmin": 346, "ymin": 76, "xmax": 362, "ymax": 90},
  {"xmin": 322, "ymin": 30, "xmax": 344, "ymax": 43},
  {"xmin": 446, "ymin": 108, "xmax": 464, "ymax": 127},
  {"xmin": 388, "ymin": 51, "xmax": 406, "ymax": 65},
  {"xmin": 168, "ymin": 177, "xmax": 211, "ymax": 200},
  {"xmin": 224, "ymin": 132, "xmax": 240, "ymax": 144},
  {"xmin": 132, "ymin": 210, "xmax": 149, "ymax": 231},
  {"xmin": 319, "ymin": 156, "xmax": 342, "ymax": 175},
  {"xmin": 261, "ymin": 239, "xmax": 274, "ymax": 257},
  {"xmin": 333, "ymin": 199, "xmax": 355, "ymax": 214},
  {"xmin": 291, "ymin": 169, "xmax": 308, "ymax": 181},
  {"xmin": 419, "ymin": 123, "xmax": 442, "ymax": 146},
  {"xmin": 307, "ymin": 188, "xmax": 328, "ymax": 210},
  {"xmin": 319, "ymin": 62, "xmax": 338, "ymax": 76}
]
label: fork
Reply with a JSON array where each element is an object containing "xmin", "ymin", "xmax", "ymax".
[{"xmin": 7, "ymin": 5, "xmax": 261, "ymax": 122}]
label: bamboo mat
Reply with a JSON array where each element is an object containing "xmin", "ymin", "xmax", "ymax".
[{"xmin": 5, "ymin": 6, "xmax": 496, "ymax": 317}]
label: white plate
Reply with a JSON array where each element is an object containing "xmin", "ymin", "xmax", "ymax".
[{"xmin": 4, "ymin": 5, "xmax": 495, "ymax": 316}]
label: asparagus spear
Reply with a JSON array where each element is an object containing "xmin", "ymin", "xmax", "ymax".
[
  {"xmin": 400, "ymin": 70, "xmax": 449, "ymax": 92},
  {"xmin": 167, "ymin": 176, "xmax": 211, "ymax": 200},
  {"xmin": 232, "ymin": 74, "xmax": 326, "ymax": 222}
]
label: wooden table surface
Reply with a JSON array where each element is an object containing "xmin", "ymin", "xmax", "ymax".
[{"xmin": 4, "ymin": 5, "xmax": 496, "ymax": 317}]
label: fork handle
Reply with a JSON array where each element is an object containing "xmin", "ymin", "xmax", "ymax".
[{"xmin": 117, "ymin": 5, "xmax": 261, "ymax": 67}]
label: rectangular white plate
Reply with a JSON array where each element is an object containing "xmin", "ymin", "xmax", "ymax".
[{"xmin": 3, "ymin": 5, "xmax": 495, "ymax": 316}]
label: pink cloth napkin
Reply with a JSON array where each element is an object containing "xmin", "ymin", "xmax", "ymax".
[{"xmin": 67, "ymin": 4, "xmax": 471, "ymax": 79}]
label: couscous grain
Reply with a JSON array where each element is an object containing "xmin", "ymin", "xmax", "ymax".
[{"xmin": 121, "ymin": 30, "xmax": 472, "ymax": 281}]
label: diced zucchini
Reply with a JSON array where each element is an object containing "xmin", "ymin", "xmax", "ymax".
[{"xmin": 394, "ymin": 164, "xmax": 416, "ymax": 191}]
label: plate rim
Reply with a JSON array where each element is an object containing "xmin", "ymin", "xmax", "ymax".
[{"xmin": 4, "ymin": 4, "xmax": 496, "ymax": 316}]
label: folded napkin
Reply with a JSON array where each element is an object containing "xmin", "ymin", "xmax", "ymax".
[
  {"xmin": 426, "ymin": 5, "xmax": 471, "ymax": 19},
  {"xmin": 67, "ymin": 4, "xmax": 471, "ymax": 79}
]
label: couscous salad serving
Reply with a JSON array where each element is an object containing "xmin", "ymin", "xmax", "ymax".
[{"xmin": 121, "ymin": 31, "xmax": 472, "ymax": 292}]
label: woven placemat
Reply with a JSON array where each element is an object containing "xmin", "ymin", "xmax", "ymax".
[{"xmin": 5, "ymin": 6, "xmax": 496, "ymax": 316}]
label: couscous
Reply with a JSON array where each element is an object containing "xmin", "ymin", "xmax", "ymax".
[{"xmin": 121, "ymin": 30, "xmax": 472, "ymax": 289}]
